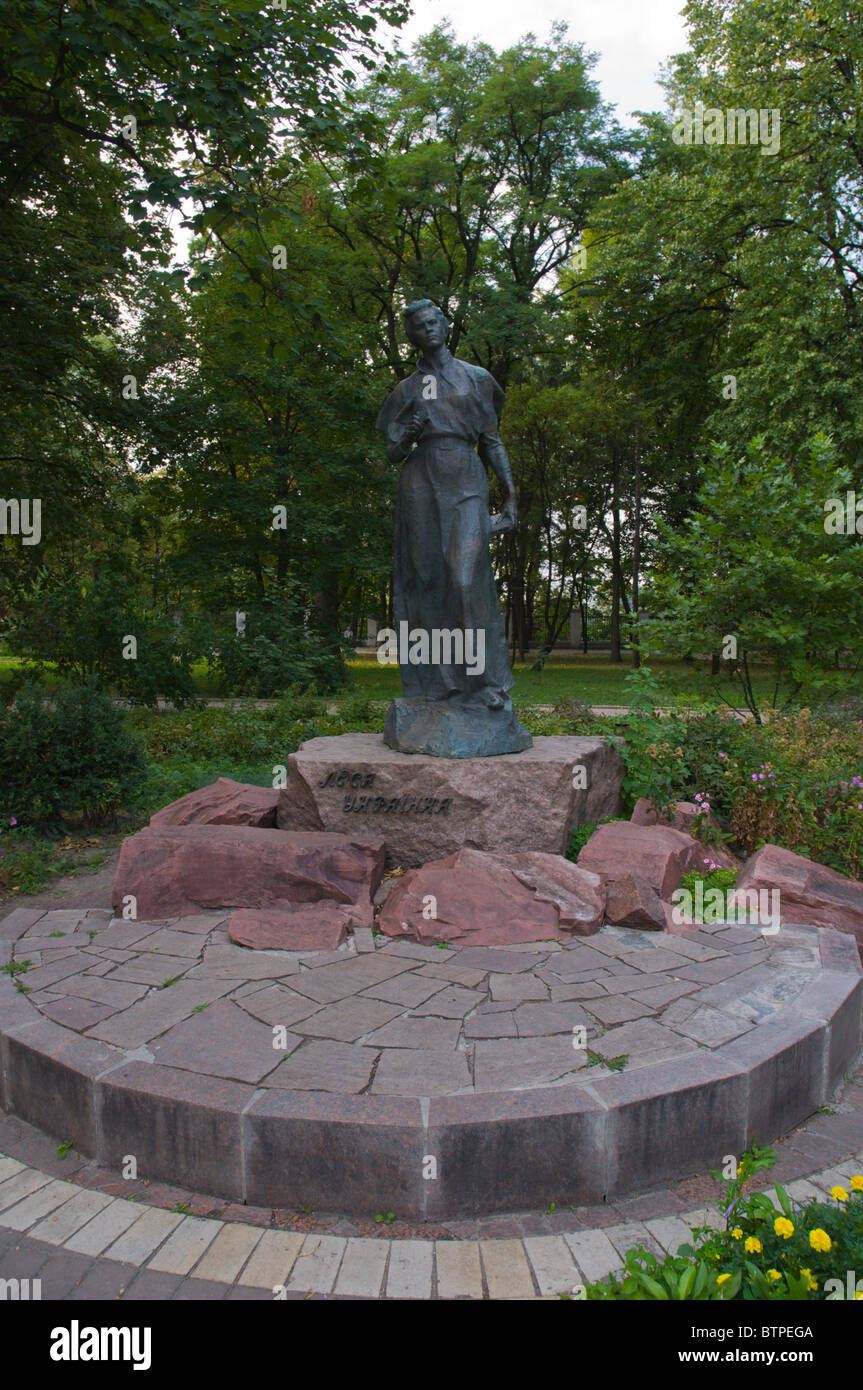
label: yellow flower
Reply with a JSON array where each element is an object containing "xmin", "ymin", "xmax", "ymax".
[
  {"xmin": 830, "ymin": 1186, "xmax": 848, "ymax": 1203},
  {"xmin": 731, "ymin": 1228, "xmax": 743, "ymax": 1240},
  {"xmin": 850, "ymin": 1175, "xmax": 863, "ymax": 1191},
  {"xmin": 744, "ymin": 1237, "xmax": 762, "ymax": 1254},
  {"xmin": 774, "ymin": 1217, "xmax": 794, "ymax": 1239},
  {"xmin": 809, "ymin": 1229, "xmax": 831, "ymax": 1253},
  {"xmin": 717, "ymin": 1273, "xmax": 731, "ymax": 1286},
  {"xmin": 767, "ymin": 1269, "xmax": 781, "ymax": 1283},
  {"xmin": 800, "ymin": 1268, "xmax": 817, "ymax": 1292}
]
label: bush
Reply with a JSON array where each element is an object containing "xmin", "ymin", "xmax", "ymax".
[
  {"xmin": 620, "ymin": 669, "xmax": 863, "ymax": 878},
  {"xmin": 583, "ymin": 1144, "xmax": 863, "ymax": 1300},
  {"xmin": 197, "ymin": 602, "xmax": 347, "ymax": 698},
  {"xmin": 0, "ymin": 682, "xmax": 146, "ymax": 829}
]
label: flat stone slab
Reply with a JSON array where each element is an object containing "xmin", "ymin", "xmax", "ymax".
[
  {"xmin": 277, "ymin": 733, "xmax": 623, "ymax": 867},
  {"xmin": 1, "ymin": 906, "xmax": 860, "ymax": 1219}
]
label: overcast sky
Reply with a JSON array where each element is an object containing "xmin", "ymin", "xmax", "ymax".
[{"xmin": 386, "ymin": 0, "xmax": 690, "ymax": 119}]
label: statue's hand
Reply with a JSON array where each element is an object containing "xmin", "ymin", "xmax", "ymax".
[
  {"xmin": 489, "ymin": 500, "xmax": 517, "ymax": 536},
  {"xmin": 401, "ymin": 404, "xmax": 428, "ymax": 449}
]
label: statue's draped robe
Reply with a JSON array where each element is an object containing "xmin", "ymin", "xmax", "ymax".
[{"xmin": 376, "ymin": 349, "xmax": 515, "ymax": 703}]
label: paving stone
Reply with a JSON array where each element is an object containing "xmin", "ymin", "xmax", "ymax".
[
  {"xmin": 363, "ymin": 1016, "xmax": 462, "ymax": 1050},
  {"xmin": 240, "ymin": 1230, "xmax": 305, "ymax": 1288},
  {"xmin": 172, "ymin": 1276, "xmax": 229, "ymax": 1300},
  {"xmin": 549, "ymin": 981, "xmax": 607, "ymax": 1002},
  {"xmin": 411, "ymin": 986, "xmax": 485, "ymax": 1018},
  {"xmin": 286, "ymin": 1234, "xmax": 346, "ymax": 1293},
  {"xmin": 149, "ymin": 999, "xmax": 283, "ymax": 1083},
  {"xmin": 235, "ymin": 984, "xmax": 324, "ymax": 1028},
  {"xmin": 0, "ymin": 1169, "xmax": 52, "ymax": 1214},
  {"xmin": 415, "ymin": 961, "xmax": 488, "ymax": 988},
  {"xmin": 107, "ymin": 954, "xmax": 196, "ymax": 985},
  {"xmin": 542, "ymin": 945, "xmax": 611, "ymax": 979},
  {"xmin": 146, "ymin": 1216, "xmax": 222, "ymax": 1274},
  {"xmin": 66, "ymin": 1259, "xmax": 134, "ymax": 1300},
  {"xmin": 436, "ymin": 1239, "xmax": 483, "ymax": 1298},
  {"xmin": 266, "ymin": 1040, "xmax": 378, "ymax": 1093},
  {"xmin": 377, "ymin": 940, "xmax": 454, "ymax": 962},
  {"xmin": 463, "ymin": 1010, "xmax": 518, "ymax": 1039},
  {"xmin": 451, "ymin": 947, "xmax": 548, "ymax": 976},
  {"xmin": 63, "ymin": 1199, "xmax": 143, "ymax": 1255},
  {"xmin": 11, "ymin": 955, "xmax": 93, "ymax": 991},
  {"xmin": 89, "ymin": 921, "xmax": 164, "ymax": 948},
  {"xmin": 38, "ymin": 997, "xmax": 118, "ymax": 1030},
  {"xmin": 564, "ymin": 1228, "xmax": 622, "ymax": 1283},
  {"xmin": 473, "ymin": 1036, "xmax": 585, "ymax": 1092},
  {"xmin": 667, "ymin": 1004, "xmax": 753, "ymax": 1047},
  {"xmin": 362, "ymin": 974, "xmax": 449, "ymax": 1008},
  {"xmin": 582, "ymin": 994, "xmax": 655, "ymax": 1025},
  {"xmin": 291, "ymin": 996, "xmax": 405, "ymax": 1043},
  {"xmin": 290, "ymin": 954, "xmax": 416, "ymax": 1005},
  {"xmin": 514, "ymin": 1001, "xmax": 592, "ymax": 1037},
  {"xmin": 0, "ymin": 1180, "xmax": 79, "ymax": 1231},
  {"xmin": 333, "ymin": 1236, "xmax": 389, "ymax": 1296},
  {"xmin": 480, "ymin": 1238, "xmax": 535, "ymax": 1298},
  {"xmin": 680, "ymin": 1207, "xmax": 724, "ymax": 1232},
  {"xmin": 102, "ymin": 1207, "xmax": 183, "ymax": 1263},
  {"xmin": 522, "ymin": 1234, "xmax": 579, "ymax": 1296},
  {"xmin": 629, "ymin": 980, "xmax": 700, "ymax": 1008},
  {"xmin": 88, "ymin": 980, "xmax": 233, "ymax": 1046},
  {"xmin": 35, "ymin": 1248, "xmax": 100, "ymax": 1299},
  {"xmin": 29, "ymin": 1189, "xmax": 114, "ymax": 1245},
  {"xmin": 606, "ymin": 1220, "xmax": 664, "ymax": 1260},
  {"xmin": 0, "ymin": 1157, "xmax": 25, "ymax": 1183},
  {"xmin": 55, "ymin": 974, "xmax": 149, "ymax": 1008},
  {"xmin": 588, "ymin": 1018, "xmax": 698, "ymax": 1067},
  {"xmin": 371, "ymin": 1048, "xmax": 472, "ymax": 1096},
  {"xmin": 785, "ymin": 1179, "xmax": 824, "ymax": 1205},
  {"xmin": 192, "ymin": 944, "xmax": 301, "ymax": 980},
  {"xmin": 675, "ymin": 950, "xmax": 769, "ymax": 984},
  {"xmin": 640, "ymin": 1216, "xmax": 693, "ymax": 1257},
  {"xmin": 191, "ymin": 1222, "xmax": 263, "ymax": 1282},
  {"xmin": 134, "ymin": 929, "xmax": 207, "ymax": 958},
  {"xmin": 121, "ymin": 1269, "xmax": 186, "ymax": 1300},
  {"xmin": 385, "ymin": 1239, "xmax": 434, "ymax": 1298},
  {"xmin": 488, "ymin": 974, "xmax": 548, "ymax": 1003}
]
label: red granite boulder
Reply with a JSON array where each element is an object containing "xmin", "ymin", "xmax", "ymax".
[
  {"xmin": 577, "ymin": 821, "xmax": 706, "ymax": 900},
  {"xmin": 604, "ymin": 874, "xmax": 667, "ymax": 931},
  {"xmin": 378, "ymin": 847, "xmax": 605, "ymax": 946},
  {"xmin": 630, "ymin": 798, "xmax": 740, "ymax": 871},
  {"xmin": 150, "ymin": 777, "xmax": 279, "ymax": 829},
  {"xmin": 228, "ymin": 905, "xmax": 355, "ymax": 952},
  {"xmin": 730, "ymin": 843, "xmax": 863, "ymax": 956},
  {"xmin": 112, "ymin": 824, "xmax": 385, "ymax": 922}
]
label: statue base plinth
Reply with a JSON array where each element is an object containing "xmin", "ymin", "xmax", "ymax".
[{"xmin": 383, "ymin": 696, "xmax": 532, "ymax": 758}]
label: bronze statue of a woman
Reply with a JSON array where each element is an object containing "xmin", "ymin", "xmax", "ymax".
[{"xmin": 376, "ymin": 299, "xmax": 532, "ymax": 757}]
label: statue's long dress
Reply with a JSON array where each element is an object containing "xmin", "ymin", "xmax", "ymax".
[{"xmin": 376, "ymin": 350, "xmax": 515, "ymax": 704}]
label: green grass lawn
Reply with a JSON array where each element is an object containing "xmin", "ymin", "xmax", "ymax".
[
  {"xmin": 345, "ymin": 652, "xmax": 783, "ymax": 708},
  {"xmin": 0, "ymin": 647, "xmax": 818, "ymax": 710}
]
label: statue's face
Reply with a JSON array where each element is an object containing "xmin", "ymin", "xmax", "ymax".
[{"xmin": 409, "ymin": 308, "xmax": 446, "ymax": 352}]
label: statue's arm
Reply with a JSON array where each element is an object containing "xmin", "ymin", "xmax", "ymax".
[{"xmin": 478, "ymin": 431, "xmax": 518, "ymax": 533}]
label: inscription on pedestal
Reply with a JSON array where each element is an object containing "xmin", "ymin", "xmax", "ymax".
[{"xmin": 318, "ymin": 768, "xmax": 451, "ymax": 816}]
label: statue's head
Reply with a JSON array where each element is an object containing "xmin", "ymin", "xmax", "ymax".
[{"xmin": 404, "ymin": 299, "xmax": 449, "ymax": 349}]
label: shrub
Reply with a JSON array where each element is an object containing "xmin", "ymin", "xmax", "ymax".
[
  {"xmin": 0, "ymin": 682, "xmax": 146, "ymax": 829},
  {"xmin": 583, "ymin": 1144, "xmax": 863, "ymax": 1300}
]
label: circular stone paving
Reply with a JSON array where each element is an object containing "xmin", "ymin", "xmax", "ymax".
[{"xmin": 1, "ymin": 907, "xmax": 860, "ymax": 1219}]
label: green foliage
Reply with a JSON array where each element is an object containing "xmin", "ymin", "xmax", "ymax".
[
  {"xmin": 0, "ymin": 683, "xmax": 146, "ymax": 829},
  {"xmin": 199, "ymin": 606, "xmax": 347, "ymax": 699},
  {"xmin": 5, "ymin": 571, "xmax": 199, "ymax": 708},
  {"xmin": 585, "ymin": 1144, "xmax": 863, "ymax": 1300},
  {"xmin": 645, "ymin": 436, "xmax": 863, "ymax": 719}
]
